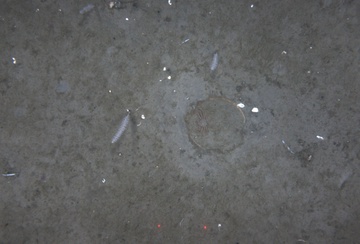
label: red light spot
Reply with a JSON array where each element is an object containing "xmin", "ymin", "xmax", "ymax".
[
  {"xmin": 157, "ymin": 224, "xmax": 161, "ymax": 228},
  {"xmin": 203, "ymin": 225, "xmax": 207, "ymax": 230}
]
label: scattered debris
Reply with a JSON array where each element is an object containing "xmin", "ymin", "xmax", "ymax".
[
  {"xmin": 109, "ymin": 1, "xmax": 121, "ymax": 9},
  {"xmin": 108, "ymin": 0, "xmax": 135, "ymax": 9}
]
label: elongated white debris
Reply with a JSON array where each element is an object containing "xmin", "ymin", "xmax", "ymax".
[
  {"xmin": 2, "ymin": 173, "xmax": 16, "ymax": 177},
  {"xmin": 111, "ymin": 112, "xmax": 130, "ymax": 144},
  {"xmin": 210, "ymin": 52, "xmax": 219, "ymax": 71},
  {"xmin": 79, "ymin": 4, "xmax": 94, "ymax": 14},
  {"xmin": 282, "ymin": 140, "xmax": 295, "ymax": 154},
  {"xmin": 316, "ymin": 135, "xmax": 324, "ymax": 140}
]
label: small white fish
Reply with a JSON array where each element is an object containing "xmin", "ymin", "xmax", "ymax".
[
  {"xmin": 111, "ymin": 111, "xmax": 130, "ymax": 144},
  {"xmin": 210, "ymin": 52, "xmax": 219, "ymax": 71}
]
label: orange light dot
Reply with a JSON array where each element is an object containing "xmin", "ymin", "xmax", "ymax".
[
  {"xmin": 157, "ymin": 224, "xmax": 161, "ymax": 228},
  {"xmin": 203, "ymin": 225, "xmax": 207, "ymax": 230}
]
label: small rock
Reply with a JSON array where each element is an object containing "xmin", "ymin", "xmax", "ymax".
[{"xmin": 55, "ymin": 80, "xmax": 70, "ymax": 94}]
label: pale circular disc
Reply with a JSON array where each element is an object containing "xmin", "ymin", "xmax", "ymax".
[{"xmin": 185, "ymin": 97, "xmax": 246, "ymax": 152}]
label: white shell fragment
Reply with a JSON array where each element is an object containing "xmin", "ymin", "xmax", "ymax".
[
  {"xmin": 141, "ymin": 114, "xmax": 145, "ymax": 120},
  {"xmin": 237, "ymin": 103, "xmax": 245, "ymax": 108},
  {"xmin": 251, "ymin": 107, "xmax": 259, "ymax": 113}
]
